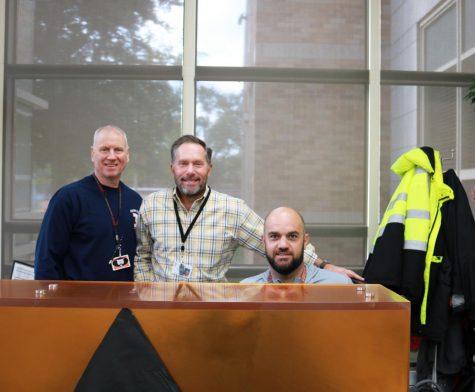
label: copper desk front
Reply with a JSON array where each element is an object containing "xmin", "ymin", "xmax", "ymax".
[{"xmin": 0, "ymin": 281, "xmax": 410, "ymax": 391}]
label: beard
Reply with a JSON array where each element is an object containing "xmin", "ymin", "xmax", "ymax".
[
  {"xmin": 266, "ymin": 244, "xmax": 305, "ymax": 276},
  {"xmin": 175, "ymin": 176, "xmax": 207, "ymax": 198}
]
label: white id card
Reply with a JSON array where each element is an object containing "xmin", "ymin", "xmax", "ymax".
[
  {"xmin": 173, "ymin": 261, "xmax": 193, "ymax": 277},
  {"xmin": 110, "ymin": 254, "xmax": 131, "ymax": 271}
]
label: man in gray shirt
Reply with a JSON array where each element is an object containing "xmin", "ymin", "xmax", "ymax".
[{"xmin": 241, "ymin": 207, "xmax": 352, "ymax": 284}]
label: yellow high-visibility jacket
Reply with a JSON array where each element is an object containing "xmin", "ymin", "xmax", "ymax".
[{"xmin": 364, "ymin": 147, "xmax": 453, "ymax": 329}]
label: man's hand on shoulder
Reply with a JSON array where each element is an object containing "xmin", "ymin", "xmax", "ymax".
[
  {"xmin": 324, "ymin": 263, "xmax": 364, "ymax": 281},
  {"xmin": 316, "ymin": 258, "xmax": 364, "ymax": 281}
]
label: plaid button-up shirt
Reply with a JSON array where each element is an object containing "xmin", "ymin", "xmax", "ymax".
[{"xmin": 134, "ymin": 187, "xmax": 318, "ymax": 282}]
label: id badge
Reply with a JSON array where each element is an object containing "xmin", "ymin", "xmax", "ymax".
[
  {"xmin": 173, "ymin": 261, "xmax": 193, "ymax": 277},
  {"xmin": 110, "ymin": 254, "xmax": 131, "ymax": 271}
]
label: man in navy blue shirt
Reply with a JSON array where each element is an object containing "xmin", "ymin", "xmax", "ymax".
[{"xmin": 34, "ymin": 125, "xmax": 142, "ymax": 281}]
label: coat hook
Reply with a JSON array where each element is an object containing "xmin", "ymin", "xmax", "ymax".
[{"xmin": 441, "ymin": 148, "xmax": 455, "ymax": 162}]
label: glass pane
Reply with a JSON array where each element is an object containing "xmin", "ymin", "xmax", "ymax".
[
  {"xmin": 11, "ymin": 0, "xmax": 183, "ymax": 65},
  {"xmin": 380, "ymin": 85, "xmax": 419, "ymax": 212},
  {"xmin": 307, "ymin": 229, "xmax": 366, "ymax": 268},
  {"xmin": 198, "ymin": 81, "xmax": 366, "ymax": 223},
  {"xmin": 424, "ymin": 5, "xmax": 456, "ymax": 71},
  {"xmin": 381, "ymin": 0, "xmax": 430, "ymax": 70},
  {"xmin": 463, "ymin": 0, "xmax": 475, "ymax": 53},
  {"xmin": 423, "ymin": 86, "xmax": 456, "ymax": 170},
  {"xmin": 13, "ymin": 233, "xmax": 37, "ymax": 264},
  {"xmin": 197, "ymin": 0, "xmax": 366, "ymax": 69},
  {"xmin": 462, "ymin": 52, "xmax": 475, "ymax": 72},
  {"xmin": 379, "ymin": 86, "xmax": 419, "ymax": 218},
  {"xmin": 10, "ymin": 79, "xmax": 182, "ymax": 220},
  {"xmin": 462, "ymin": 86, "xmax": 475, "ymax": 169},
  {"xmin": 381, "ymin": 0, "xmax": 456, "ymax": 71},
  {"xmin": 0, "ymin": 233, "xmax": 37, "ymax": 278},
  {"xmin": 251, "ymin": 84, "xmax": 366, "ymax": 224},
  {"xmin": 195, "ymin": 82, "xmax": 244, "ymax": 197},
  {"xmin": 196, "ymin": 0, "xmax": 247, "ymax": 66},
  {"xmin": 380, "ymin": 85, "xmax": 457, "ymax": 215},
  {"xmin": 197, "ymin": 81, "xmax": 366, "ymax": 266}
]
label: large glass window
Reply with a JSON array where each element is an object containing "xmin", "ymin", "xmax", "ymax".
[
  {"xmin": 5, "ymin": 0, "xmax": 475, "ymax": 279},
  {"xmin": 3, "ymin": 0, "xmax": 371, "ymax": 278},
  {"xmin": 380, "ymin": 0, "xmax": 475, "ymax": 221}
]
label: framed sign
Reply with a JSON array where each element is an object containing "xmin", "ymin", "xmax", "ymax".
[{"xmin": 10, "ymin": 260, "xmax": 35, "ymax": 280}]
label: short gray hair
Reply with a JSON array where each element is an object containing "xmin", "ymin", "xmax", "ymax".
[{"xmin": 92, "ymin": 125, "xmax": 128, "ymax": 148}]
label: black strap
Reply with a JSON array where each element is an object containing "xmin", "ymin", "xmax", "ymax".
[
  {"xmin": 92, "ymin": 174, "xmax": 122, "ymax": 247},
  {"xmin": 173, "ymin": 188, "xmax": 211, "ymax": 251}
]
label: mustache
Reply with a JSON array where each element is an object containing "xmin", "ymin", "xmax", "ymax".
[{"xmin": 181, "ymin": 175, "xmax": 199, "ymax": 180}]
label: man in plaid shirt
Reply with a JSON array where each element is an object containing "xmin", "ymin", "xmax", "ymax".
[{"xmin": 134, "ymin": 135, "xmax": 362, "ymax": 283}]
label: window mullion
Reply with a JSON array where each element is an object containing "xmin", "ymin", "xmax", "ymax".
[
  {"xmin": 182, "ymin": 0, "xmax": 197, "ymax": 135},
  {"xmin": 366, "ymin": 0, "xmax": 381, "ymax": 255}
]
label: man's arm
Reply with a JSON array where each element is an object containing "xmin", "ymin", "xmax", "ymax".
[
  {"xmin": 133, "ymin": 201, "xmax": 156, "ymax": 282},
  {"xmin": 34, "ymin": 193, "xmax": 73, "ymax": 280},
  {"xmin": 314, "ymin": 257, "xmax": 364, "ymax": 281},
  {"xmin": 235, "ymin": 204, "xmax": 267, "ymax": 256}
]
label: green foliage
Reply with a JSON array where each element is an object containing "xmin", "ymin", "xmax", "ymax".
[
  {"xmin": 464, "ymin": 80, "xmax": 475, "ymax": 106},
  {"xmin": 196, "ymin": 85, "xmax": 244, "ymax": 197}
]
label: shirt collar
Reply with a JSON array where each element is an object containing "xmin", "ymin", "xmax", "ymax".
[
  {"xmin": 173, "ymin": 186, "xmax": 210, "ymax": 210},
  {"xmin": 267, "ymin": 264, "xmax": 307, "ymax": 284}
]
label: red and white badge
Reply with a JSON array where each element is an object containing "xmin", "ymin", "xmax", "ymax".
[{"xmin": 110, "ymin": 254, "xmax": 131, "ymax": 271}]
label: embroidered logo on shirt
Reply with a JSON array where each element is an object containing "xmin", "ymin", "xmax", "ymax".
[{"xmin": 130, "ymin": 209, "xmax": 139, "ymax": 228}]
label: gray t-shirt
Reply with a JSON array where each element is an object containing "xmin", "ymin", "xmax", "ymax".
[{"xmin": 241, "ymin": 263, "xmax": 353, "ymax": 284}]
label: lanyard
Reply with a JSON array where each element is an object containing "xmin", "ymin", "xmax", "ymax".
[
  {"xmin": 92, "ymin": 174, "xmax": 122, "ymax": 248},
  {"xmin": 173, "ymin": 188, "xmax": 211, "ymax": 252},
  {"xmin": 267, "ymin": 264, "xmax": 308, "ymax": 283}
]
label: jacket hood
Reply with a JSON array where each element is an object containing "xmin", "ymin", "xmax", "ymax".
[{"xmin": 391, "ymin": 147, "xmax": 435, "ymax": 177}]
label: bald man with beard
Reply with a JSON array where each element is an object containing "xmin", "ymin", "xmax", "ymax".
[{"xmin": 241, "ymin": 207, "xmax": 353, "ymax": 284}]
